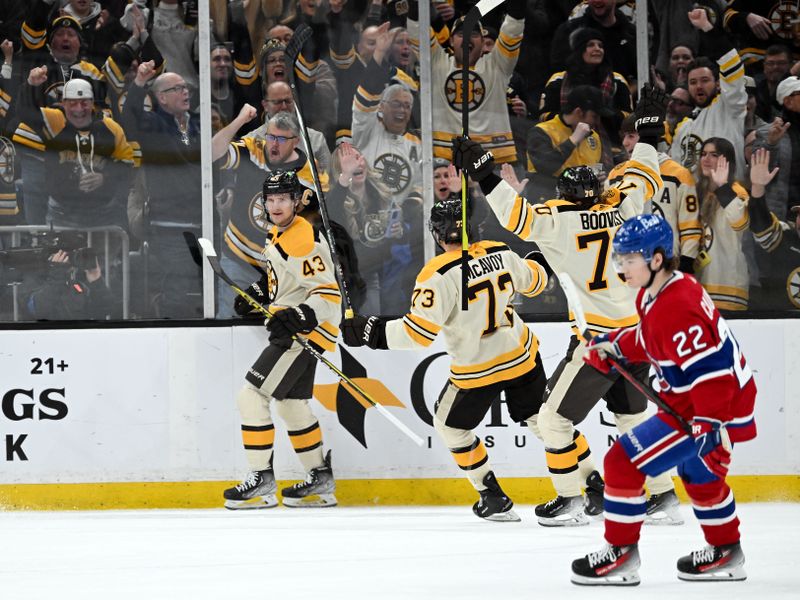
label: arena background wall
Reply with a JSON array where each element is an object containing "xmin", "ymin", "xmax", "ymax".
[{"xmin": 1, "ymin": 319, "xmax": 798, "ymax": 510}]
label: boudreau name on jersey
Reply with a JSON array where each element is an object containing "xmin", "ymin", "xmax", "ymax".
[
  {"xmin": 466, "ymin": 253, "xmax": 505, "ymax": 281},
  {"xmin": 579, "ymin": 211, "xmax": 624, "ymax": 231}
]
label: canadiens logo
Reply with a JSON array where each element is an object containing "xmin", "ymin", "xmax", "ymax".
[
  {"xmin": 702, "ymin": 223, "xmax": 714, "ymax": 251},
  {"xmin": 444, "ymin": 71, "xmax": 486, "ymax": 111},
  {"xmin": 769, "ymin": 1, "xmax": 799, "ymax": 40},
  {"xmin": 681, "ymin": 133, "xmax": 704, "ymax": 171},
  {"xmin": 248, "ymin": 192, "xmax": 271, "ymax": 232},
  {"xmin": 374, "ymin": 152, "xmax": 412, "ymax": 193},
  {"xmin": 787, "ymin": 266, "xmax": 800, "ymax": 308}
]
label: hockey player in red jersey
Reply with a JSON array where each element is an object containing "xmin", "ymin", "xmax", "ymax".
[{"xmin": 571, "ymin": 214, "xmax": 757, "ymax": 586}]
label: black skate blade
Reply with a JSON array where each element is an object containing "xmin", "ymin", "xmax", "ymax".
[
  {"xmin": 224, "ymin": 495, "xmax": 278, "ymax": 510},
  {"xmin": 282, "ymin": 493, "xmax": 337, "ymax": 508}
]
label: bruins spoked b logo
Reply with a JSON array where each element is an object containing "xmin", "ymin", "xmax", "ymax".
[
  {"xmin": 375, "ymin": 153, "xmax": 411, "ymax": 193},
  {"xmin": 787, "ymin": 266, "xmax": 800, "ymax": 308},
  {"xmin": 445, "ymin": 71, "xmax": 486, "ymax": 111},
  {"xmin": 249, "ymin": 192, "xmax": 270, "ymax": 231}
]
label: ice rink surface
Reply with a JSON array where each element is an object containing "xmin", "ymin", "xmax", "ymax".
[{"xmin": 1, "ymin": 503, "xmax": 797, "ymax": 599}]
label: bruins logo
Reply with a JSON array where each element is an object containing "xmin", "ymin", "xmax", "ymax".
[
  {"xmin": 248, "ymin": 192, "xmax": 271, "ymax": 231},
  {"xmin": 787, "ymin": 266, "xmax": 800, "ymax": 308},
  {"xmin": 264, "ymin": 260, "xmax": 278, "ymax": 303},
  {"xmin": 444, "ymin": 71, "xmax": 486, "ymax": 111},
  {"xmin": 681, "ymin": 134, "xmax": 704, "ymax": 171},
  {"xmin": 651, "ymin": 201, "xmax": 666, "ymax": 219},
  {"xmin": 0, "ymin": 137, "xmax": 16, "ymax": 185},
  {"xmin": 769, "ymin": 1, "xmax": 799, "ymax": 41},
  {"xmin": 374, "ymin": 153, "xmax": 412, "ymax": 193},
  {"xmin": 702, "ymin": 223, "xmax": 714, "ymax": 251},
  {"xmin": 45, "ymin": 81, "xmax": 65, "ymax": 106}
]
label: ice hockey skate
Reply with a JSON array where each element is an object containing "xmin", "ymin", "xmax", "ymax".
[
  {"xmin": 536, "ymin": 494, "xmax": 590, "ymax": 526},
  {"xmin": 584, "ymin": 471, "xmax": 604, "ymax": 518},
  {"xmin": 472, "ymin": 472, "xmax": 520, "ymax": 522},
  {"xmin": 281, "ymin": 450, "xmax": 337, "ymax": 508},
  {"xmin": 676, "ymin": 542, "xmax": 746, "ymax": 581},
  {"xmin": 223, "ymin": 469, "xmax": 278, "ymax": 510},
  {"xmin": 571, "ymin": 544, "xmax": 641, "ymax": 586},
  {"xmin": 645, "ymin": 489, "xmax": 684, "ymax": 525}
]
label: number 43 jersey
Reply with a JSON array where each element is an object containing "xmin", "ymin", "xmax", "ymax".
[
  {"xmin": 385, "ymin": 241, "xmax": 549, "ymax": 389},
  {"xmin": 485, "ymin": 143, "xmax": 662, "ymax": 336},
  {"xmin": 262, "ymin": 216, "xmax": 342, "ymax": 352}
]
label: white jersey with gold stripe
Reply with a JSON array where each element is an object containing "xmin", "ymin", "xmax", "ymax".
[
  {"xmin": 262, "ymin": 216, "xmax": 342, "ymax": 352},
  {"xmin": 408, "ymin": 15, "xmax": 523, "ymax": 164},
  {"xmin": 485, "ymin": 143, "xmax": 662, "ymax": 335},
  {"xmin": 669, "ymin": 48, "xmax": 747, "ymax": 180},
  {"xmin": 385, "ymin": 240, "xmax": 548, "ymax": 389},
  {"xmin": 696, "ymin": 182, "xmax": 750, "ymax": 311}
]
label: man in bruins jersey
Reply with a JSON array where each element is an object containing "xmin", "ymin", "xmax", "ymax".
[
  {"xmin": 453, "ymin": 88, "xmax": 681, "ymax": 527},
  {"xmin": 224, "ymin": 170, "xmax": 342, "ymax": 510},
  {"xmin": 341, "ymin": 197, "xmax": 550, "ymax": 522}
]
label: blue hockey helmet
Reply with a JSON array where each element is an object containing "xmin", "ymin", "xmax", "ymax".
[{"xmin": 613, "ymin": 214, "xmax": 674, "ymax": 262}]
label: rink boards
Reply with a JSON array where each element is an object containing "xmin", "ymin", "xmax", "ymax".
[{"xmin": 1, "ymin": 319, "xmax": 798, "ymax": 509}]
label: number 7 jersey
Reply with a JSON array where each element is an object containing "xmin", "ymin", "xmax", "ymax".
[
  {"xmin": 385, "ymin": 241, "xmax": 549, "ymax": 389},
  {"xmin": 485, "ymin": 143, "xmax": 662, "ymax": 336}
]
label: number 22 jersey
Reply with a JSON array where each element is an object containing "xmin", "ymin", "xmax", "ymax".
[{"xmin": 615, "ymin": 271, "xmax": 756, "ymax": 443}]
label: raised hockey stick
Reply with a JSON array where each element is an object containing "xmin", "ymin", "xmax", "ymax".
[
  {"xmin": 459, "ymin": 0, "xmax": 506, "ymax": 310},
  {"xmin": 284, "ymin": 23, "xmax": 355, "ymax": 319},
  {"xmin": 193, "ymin": 235, "xmax": 424, "ymax": 447},
  {"xmin": 557, "ymin": 272, "xmax": 693, "ymax": 435}
]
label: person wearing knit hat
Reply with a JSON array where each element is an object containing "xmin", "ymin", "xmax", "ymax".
[
  {"xmin": 47, "ymin": 15, "xmax": 84, "ymax": 65},
  {"xmin": 259, "ymin": 38, "xmax": 287, "ymax": 86},
  {"xmin": 540, "ymin": 26, "xmax": 631, "ymax": 146}
]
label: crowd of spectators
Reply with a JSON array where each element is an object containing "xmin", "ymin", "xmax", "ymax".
[{"xmin": 0, "ymin": 0, "xmax": 799, "ymax": 321}]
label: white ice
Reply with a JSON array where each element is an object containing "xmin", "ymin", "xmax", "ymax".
[{"xmin": 1, "ymin": 504, "xmax": 797, "ymax": 599}]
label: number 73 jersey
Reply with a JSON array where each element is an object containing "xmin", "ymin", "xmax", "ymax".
[
  {"xmin": 485, "ymin": 143, "xmax": 663, "ymax": 336},
  {"xmin": 385, "ymin": 241, "xmax": 549, "ymax": 389}
]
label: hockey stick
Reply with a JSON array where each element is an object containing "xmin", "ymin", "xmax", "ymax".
[
  {"xmin": 284, "ymin": 23, "xmax": 355, "ymax": 319},
  {"xmin": 459, "ymin": 0, "xmax": 506, "ymax": 310},
  {"xmin": 557, "ymin": 272, "xmax": 693, "ymax": 435},
  {"xmin": 192, "ymin": 235, "xmax": 424, "ymax": 447}
]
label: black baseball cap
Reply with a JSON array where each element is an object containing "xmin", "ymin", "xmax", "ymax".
[{"xmin": 564, "ymin": 85, "xmax": 615, "ymax": 117}]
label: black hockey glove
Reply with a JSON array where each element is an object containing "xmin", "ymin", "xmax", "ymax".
[
  {"xmin": 233, "ymin": 277, "xmax": 269, "ymax": 316},
  {"xmin": 341, "ymin": 314, "xmax": 389, "ymax": 350},
  {"xmin": 632, "ymin": 84, "xmax": 670, "ymax": 144},
  {"xmin": 452, "ymin": 136, "xmax": 495, "ymax": 182},
  {"xmin": 266, "ymin": 304, "xmax": 318, "ymax": 343}
]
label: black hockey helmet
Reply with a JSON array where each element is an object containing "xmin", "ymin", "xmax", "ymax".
[
  {"xmin": 556, "ymin": 166, "xmax": 600, "ymax": 205},
  {"xmin": 263, "ymin": 170, "xmax": 300, "ymax": 198},
  {"xmin": 429, "ymin": 197, "xmax": 472, "ymax": 245}
]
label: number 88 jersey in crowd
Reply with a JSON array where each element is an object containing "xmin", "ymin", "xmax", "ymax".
[{"xmin": 385, "ymin": 241, "xmax": 549, "ymax": 389}]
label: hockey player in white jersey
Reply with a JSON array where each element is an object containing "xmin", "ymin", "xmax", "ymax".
[
  {"xmin": 341, "ymin": 196, "xmax": 551, "ymax": 522},
  {"xmin": 453, "ymin": 86, "xmax": 681, "ymax": 527},
  {"xmin": 224, "ymin": 171, "xmax": 342, "ymax": 509}
]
